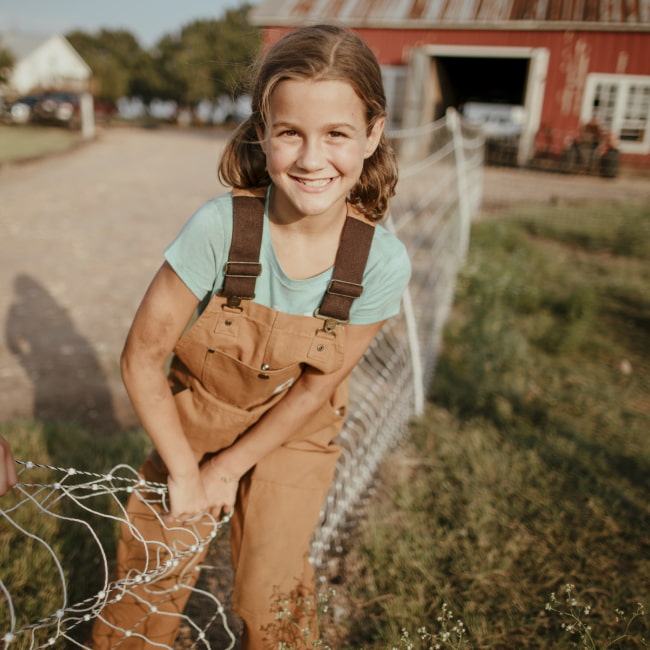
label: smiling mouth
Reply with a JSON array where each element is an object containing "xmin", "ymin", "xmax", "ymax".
[{"xmin": 293, "ymin": 176, "xmax": 333, "ymax": 187}]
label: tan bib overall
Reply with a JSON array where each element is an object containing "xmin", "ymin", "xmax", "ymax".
[{"xmin": 91, "ymin": 189, "xmax": 375, "ymax": 649}]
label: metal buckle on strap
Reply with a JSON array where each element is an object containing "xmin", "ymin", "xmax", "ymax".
[
  {"xmin": 326, "ymin": 278, "xmax": 363, "ymax": 299},
  {"xmin": 314, "ymin": 309, "xmax": 346, "ymax": 333},
  {"xmin": 223, "ymin": 261, "xmax": 262, "ymax": 278},
  {"xmin": 216, "ymin": 294, "xmax": 254, "ymax": 309},
  {"xmin": 225, "ymin": 296, "xmax": 244, "ymax": 309}
]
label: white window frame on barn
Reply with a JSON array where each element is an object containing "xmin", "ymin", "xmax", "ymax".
[{"xmin": 581, "ymin": 73, "xmax": 650, "ymax": 155}]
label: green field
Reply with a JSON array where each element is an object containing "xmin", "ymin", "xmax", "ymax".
[
  {"xmin": 333, "ymin": 202, "xmax": 649, "ymax": 648},
  {"xmin": 0, "ymin": 125, "xmax": 83, "ymax": 164}
]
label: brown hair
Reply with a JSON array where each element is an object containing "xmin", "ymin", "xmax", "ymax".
[{"xmin": 218, "ymin": 24, "xmax": 397, "ymax": 221}]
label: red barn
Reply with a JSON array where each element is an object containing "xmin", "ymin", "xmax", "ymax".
[{"xmin": 250, "ymin": 0, "xmax": 650, "ymax": 170}]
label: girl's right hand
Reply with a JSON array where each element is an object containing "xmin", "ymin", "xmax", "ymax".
[
  {"xmin": 165, "ymin": 466, "xmax": 237, "ymax": 525},
  {"xmin": 165, "ymin": 472, "xmax": 211, "ymax": 524},
  {"xmin": 0, "ymin": 436, "xmax": 18, "ymax": 496}
]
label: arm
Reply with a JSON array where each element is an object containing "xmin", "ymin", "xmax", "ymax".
[
  {"xmin": 120, "ymin": 261, "xmax": 207, "ymax": 519},
  {"xmin": 0, "ymin": 436, "xmax": 18, "ymax": 496},
  {"xmin": 124, "ymin": 261, "xmax": 385, "ymax": 520},
  {"xmin": 200, "ymin": 319, "xmax": 385, "ymax": 512}
]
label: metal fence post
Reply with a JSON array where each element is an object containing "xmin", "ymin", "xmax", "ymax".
[
  {"xmin": 447, "ymin": 107, "xmax": 472, "ymax": 259},
  {"xmin": 80, "ymin": 92, "xmax": 95, "ymax": 140}
]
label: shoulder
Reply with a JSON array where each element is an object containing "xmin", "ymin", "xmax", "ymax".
[
  {"xmin": 372, "ymin": 223, "xmax": 409, "ymax": 257},
  {"xmin": 347, "ymin": 222, "xmax": 410, "ymax": 324},
  {"xmin": 169, "ymin": 192, "xmax": 234, "ymax": 245},
  {"xmin": 189, "ymin": 192, "xmax": 234, "ymax": 227},
  {"xmin": 367, "ymin": 223, "xmax": 411, "ymax": 282},
  {"xmin": 163, "ymin": 192, "xmax": 235, "ymax": 299}
]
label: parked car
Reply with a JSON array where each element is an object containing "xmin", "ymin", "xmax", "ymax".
[
  {"xmin": 5, "ymin": 94, "xmax": 44, "ymax": 124},
  {"xmin": 462, "ymin": 101, "xmax": 525, "ymax": 138},
  {"xmin": 462, "ymin": 101, "xmax": 526, "ymax": 166},
  {"xmin": 31, "ymin": 92, "xmax": 81, "ymax": 128}
]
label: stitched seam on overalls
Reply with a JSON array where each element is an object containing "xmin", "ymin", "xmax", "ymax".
[{"xmin": 258, "ymin": 307, "xmax": 280, "ymax": 367}]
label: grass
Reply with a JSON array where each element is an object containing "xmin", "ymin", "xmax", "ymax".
[
  {"xmin": 0, "ymin": 125, "xmax": 83, "ymax": 164},
  {"xmin": 0, "ymin": 420, "xmax": 150, "ymax": 646},
  {"xmin": 333, "ymin": 202, "xmax": 649, "ymax": 648}
]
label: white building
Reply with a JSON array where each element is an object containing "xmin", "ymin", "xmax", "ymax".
[{"xmin": 1, "ymin": 32, "xmax": 91, "ymax": 98}]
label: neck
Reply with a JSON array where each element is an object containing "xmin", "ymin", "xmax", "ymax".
[{"xmin": 267, "ymin": 188, "xmax": 348, "ymax": 235}]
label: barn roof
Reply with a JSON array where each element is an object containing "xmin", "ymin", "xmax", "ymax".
[{"xmin": 249, "ymin": 0, "xmax": 650, "ymax": 31}]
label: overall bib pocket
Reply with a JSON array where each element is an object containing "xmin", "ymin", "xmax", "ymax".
[{"xmin": 200, "ymin": 348, "xmax": 302, "ymax": 410}]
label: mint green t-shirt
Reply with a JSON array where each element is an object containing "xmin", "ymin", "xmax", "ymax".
[{"xmin": 164, "ymin": 190, "xmax": 411, "ymax": 325}]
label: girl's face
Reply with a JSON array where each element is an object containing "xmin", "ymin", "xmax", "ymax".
[{"xmin": 259, "ymin": 78, "xmax": 384, "ymax": 225}]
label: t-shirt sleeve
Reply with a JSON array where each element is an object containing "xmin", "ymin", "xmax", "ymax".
[
  {"xmin": 163, "ymin": 196, "xmax": 231, "ymax": 300},
  {"xmin": 349, "ymin": 226, "xmax": 411, "ymax": 325}
]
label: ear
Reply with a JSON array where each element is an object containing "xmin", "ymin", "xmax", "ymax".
[{"xmin": 364, "ymin": 116, "xmax": 386, "ymax": 159}]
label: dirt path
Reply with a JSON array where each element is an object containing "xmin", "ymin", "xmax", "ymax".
[
  {"xmin": 480, "ymin": 164, "xmax": 650, "ymax": 213},
  {"xmin": 1, "ymin": 126, "xmax": 649, "ymax": 431},
  {"xmin": 0, "ymin": 126, "xmax": 230, "ymax": 430}
]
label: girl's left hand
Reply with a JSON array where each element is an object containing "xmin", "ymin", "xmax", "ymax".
[{"xmin": 199, "ymin": 456, "xmax": 240, "ymax": 519}]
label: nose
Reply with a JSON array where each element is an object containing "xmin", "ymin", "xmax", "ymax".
[{"xmin": 297, "ymin": 137, "xmax": 325, "ymax": 171}]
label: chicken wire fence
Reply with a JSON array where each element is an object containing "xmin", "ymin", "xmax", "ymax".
[{"xmin": 0, "ymin": 109, "xmax": 484, "ymax": 649}]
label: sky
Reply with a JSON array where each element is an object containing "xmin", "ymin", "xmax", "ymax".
[{"xmin": 0, "ymin": 0, "xmax": 258, "ymax": 48}]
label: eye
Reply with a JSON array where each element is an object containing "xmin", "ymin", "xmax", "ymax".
[
  {"xmin": 279, "ymin": 129, "xmax": 298, "ymax": 137},
  {"xmin": 329, "ymin": 131, "xmax": 346, "ymax": 138}
]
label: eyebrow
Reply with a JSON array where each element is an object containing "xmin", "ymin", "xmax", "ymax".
[{"xmin": 271, "ymin": 121, "xmax": 361, "ymax": 132}]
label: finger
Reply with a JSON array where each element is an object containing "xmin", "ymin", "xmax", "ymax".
[
  {"xmin": 163, "ymin": 511, "xmax": 201, "ymax": 526},
  {"xmin": 7, "ymin": 459, "xmax": 18, "ymax": 487},
  {"xmin": 0, "ymin": 461, "xmax": 17, "ymax": 497},
  {"xmin": 0, "ymin": 444, "xmax": 17, "ymax": 494},
  {"xmin": 211, "ymin": 505, "xmax": 235, "ymax": 523}
]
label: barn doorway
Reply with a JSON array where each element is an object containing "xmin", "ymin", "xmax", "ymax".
[{"xmin": 403, "ymin": 45, "xmax": 549, "ymax": 166}]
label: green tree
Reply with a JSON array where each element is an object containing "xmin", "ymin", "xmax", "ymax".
[
  {"xmin": 152, "ymin": 5, "xmax": 260, "ymax": 106},
  {"xmin": 150, "ymin": 33, "xmax": 187, "ymax": 102},
  {"xmin": 66, "ymin": 29, "xmax": 146, "ymax": 103},
  {"xmin": 214, "ymin": 5, "xmax": 262, "ymax": 96},
  {"xmin": 0, "ymin": 46, "xmax": 15, "ymax": 85},
  {"xmin": 65, "ymin": 6, "xmax": 260, "ymax": 110}
]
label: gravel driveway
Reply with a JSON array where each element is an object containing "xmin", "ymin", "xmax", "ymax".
[
  {"xmin": 1, "ymin": 126, "xmax": 649, "ymax": 432},
  {"xmin": 0, "ymin": 126, "xmax": 230, "ymax": 430}
]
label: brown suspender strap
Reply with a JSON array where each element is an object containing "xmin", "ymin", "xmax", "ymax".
[
  {"xmin": 317, "ymin": 216, "xmax": 375, "ymax": 323},
  {"xmin": 221, "ymin": 188, "xmax": 375, "ymax": 321},
  {"xmin": 219, "ymin": 191, "xmax": 265, "ymax": 304}
]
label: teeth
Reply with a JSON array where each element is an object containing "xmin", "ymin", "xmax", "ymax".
[{"xmin": 298, "ymin": 178, "xmax": 330, "ymax": 187}]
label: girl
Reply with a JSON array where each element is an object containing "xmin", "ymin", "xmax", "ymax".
[{"xmin": 92, "ymin": 24, "xmax": 411, "ymax": 649}]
